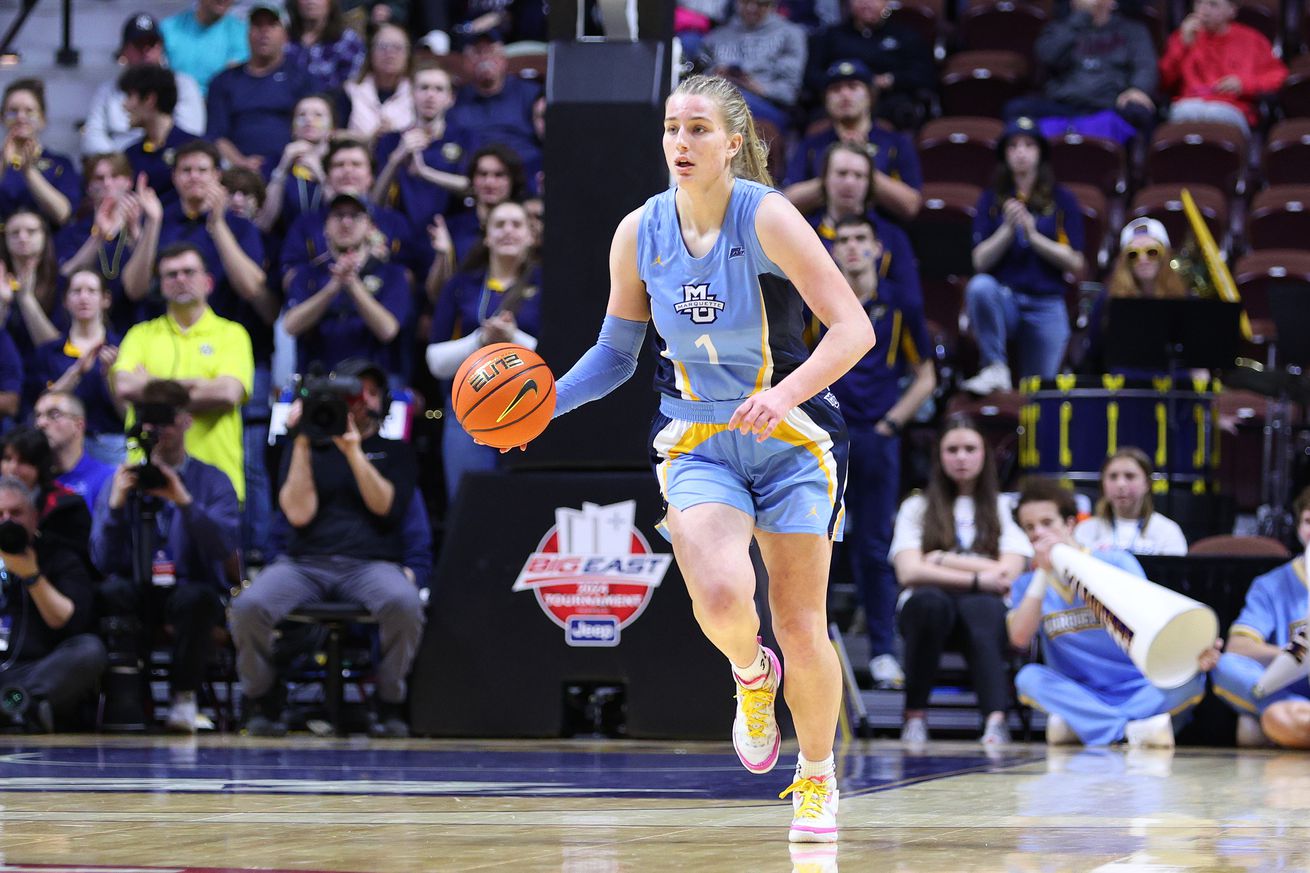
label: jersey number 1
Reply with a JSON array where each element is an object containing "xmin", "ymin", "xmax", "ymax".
[{"xmin": 695, "ymin": 334, "xmax": 719, "ymax": 365}]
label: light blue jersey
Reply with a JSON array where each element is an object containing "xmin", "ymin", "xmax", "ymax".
[
  {"xmin": 637, "ymin": 179, "xmax": 809, "ymax": 403},
  {"xmin": 1230, "ymin": 558, "xmax": 1309, "ymax": 648}
]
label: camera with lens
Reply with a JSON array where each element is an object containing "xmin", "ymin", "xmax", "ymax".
[
  {"xmin": 0, "ymin": 519, "xmax": 29, "ymax": 554},
  {"xmin": 126, "ymin": 401, "xmax": 179, "ymax": 491},
  {"xmin": 298, "ymin": 366, "xmax": 362, "ymax": 442}
]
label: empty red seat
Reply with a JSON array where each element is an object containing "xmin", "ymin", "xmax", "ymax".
[
  {"xmin": 1050, "ymin": 133, "xmax": 1126, "ymax": 195},
  {"xmin": 1063, "ymin": 182, "xmax": 1107, "ymax": 277},
  {"xmin": 1279, "ymin": 72, "xmax": 1310, "ymax": 118},
  {"xmin": 1147, "ymin": 122, "xmax": 1247, "ymax": 195},
  {"xmin": 1247, "ymin": 185, "xmax": 1310, "ymax": 251},
  {"xmin": 917, "ymin": 116, "xmax": 1004, "ymax": 186},
  {"xmin": 909, "ymin": 182, "xmax": 982, "ymax": 281},
  {"xmin": 961, "ymin": 1, "xmax": 1049, "ymax": 55},
  {"xmin": 1262, "ymin": 119, "xmax": 1310, "ymax": 185},
  {"xmin": 885, "ymin": 0, "xmax": 941, "ymax": 51},
  {"xmin": 940, "ymin": 65, "xmax": 1026, "ymax": 118},
  {"xmin": 1233, "ymin": 250, "xmax": 1310, "ymax": 336}
]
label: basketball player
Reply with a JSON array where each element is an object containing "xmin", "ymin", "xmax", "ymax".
[
  {"xmin": 544, "ymin": 75, "xmax": 874, "ymax": 842},
  {"xmin": 1007, "ymin": 477, "xmax": 1221, "ymax": 747},
  {"xmin": 1211, "ymin": 487, "xmax": 1310, "ymax": 748}
]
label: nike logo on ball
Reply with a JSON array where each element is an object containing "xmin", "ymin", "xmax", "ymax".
[{"xmin": 496, "ymin": 379, "xmax": 538, "ymax": 422}]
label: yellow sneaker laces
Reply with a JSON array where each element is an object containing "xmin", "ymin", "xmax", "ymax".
[
  {"xmin": 734, "ymin": 681, "xmax": 776, "ymax": 740},
  {"xmin": 779, "ymin": 776, "xmax": 831, "ymax": 819}
]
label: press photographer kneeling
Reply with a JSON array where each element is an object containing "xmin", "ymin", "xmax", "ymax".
[
  {"xmin": 229, "ymin": 359, "xmax": 422, "ymax": 738},
  {"xmin": 92, "ymin": 380, "xmax": 239, "ymax": 732},
  {"xmin": 0, "ymin": 475, "xmax": 105, "ymax": 731}
]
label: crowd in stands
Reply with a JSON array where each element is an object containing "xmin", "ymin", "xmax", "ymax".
[{"xmin": 0, "ymin": 0, "xmax": 1307, "ymax": 750}]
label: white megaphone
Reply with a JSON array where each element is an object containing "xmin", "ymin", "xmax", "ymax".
[
  {"xmin": 1051, "ymin": 544, "xmax": 1219, "ymax": 689},
  {"xmin": 1253, "ymin": 543, "xmax": 1310, "ymax": 699}
]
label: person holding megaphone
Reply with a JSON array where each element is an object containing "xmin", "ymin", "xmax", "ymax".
[
  {"xmin": 1211, "ymin": 487, "xmax": 1310, "ymax": 749},
  {"xmin": 1007, "ymin": 477, "xmax": 1222, "ymax": 748}
]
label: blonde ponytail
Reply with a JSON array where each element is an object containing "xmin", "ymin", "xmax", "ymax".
[{"xmin": 671, "ymin": 74, "xmax": 773, "ymax": 187}]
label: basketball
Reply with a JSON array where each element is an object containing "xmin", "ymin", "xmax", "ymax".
[{"xmin": 452, "ymin": 342, "xmax": 556, "ymax": 449}]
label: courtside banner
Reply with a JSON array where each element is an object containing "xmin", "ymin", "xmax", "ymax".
[{"xmin": 513, "ymin": 500, "xmax": 673, "ymax": 646}]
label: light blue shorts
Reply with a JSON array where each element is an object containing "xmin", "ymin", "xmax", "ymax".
[{"xmin": 648, "ymin": 393, "xmax": 849, "ymax": 540}]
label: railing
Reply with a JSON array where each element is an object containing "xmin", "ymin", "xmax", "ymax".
[{"xmin": 0, "ymin": 0, "xmax": 79, "ymax": 67}]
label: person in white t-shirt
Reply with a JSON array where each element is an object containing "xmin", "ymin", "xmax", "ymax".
[
  {"xmin": 1074, "ymin": 448, "xmax": 1188, "ymax": 556},
  {"xmin": 889, "ymin": 416, "xmax": 1033, "ymax": 746}
]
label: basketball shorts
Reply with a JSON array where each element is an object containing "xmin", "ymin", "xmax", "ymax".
[{"xmin": 649, "ymin": 391, "xmax": 849, "ymax": 540}]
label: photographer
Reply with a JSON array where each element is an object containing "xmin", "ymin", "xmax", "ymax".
[
  {"xmin": 91, "ymin": 379, "xmax": 239, "ymax": 733},
  {"xmin": 0, "ymin": 475, "xmax": 106, "ymax": 731},
  {"xmin": 229, "ymin": 358, "xmax": 422, "ymax": 738}
]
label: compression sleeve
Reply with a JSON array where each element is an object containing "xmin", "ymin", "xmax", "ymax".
[{"xmin": 553, "ymin": 315, "xmax": 647, "ymax": 418}]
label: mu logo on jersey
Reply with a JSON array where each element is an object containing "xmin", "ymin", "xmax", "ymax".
[{"xmin": 673, "ymin": 283, "xmax": 725, "ymax": 324}]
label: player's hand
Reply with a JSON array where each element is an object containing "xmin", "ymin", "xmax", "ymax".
[
  {"xmin": 1197, "ymin": 638, "xmax": 1223, "ymax": 672},
  {"xmin": 729, "ymin": 387, "xmax": 794, "ymax": 443}
]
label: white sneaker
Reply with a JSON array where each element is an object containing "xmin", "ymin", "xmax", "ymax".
[
  {"xmin": 732, "ymin": 646, "xmax": 782, "ymax": 774},
  {"xmin": 1236, "ymin": 713, "xmax": 1270, "ymax": 748},
  {"xmin": 165, "ymin": 693, "xmax": 199, "ymax": 735},
  {"xmin": 901, "ymin": 716, "xmax": 929, "ymax": 745},
  {"xmin": 1045, "ymin": 713, "xmax": 1080, "ymax": 746},
  {"xmin": 981, "ymin": 717, "xmax": 1011, "ymax": 746},
  {"xmin": 869, "ymin": 654, "xmax": 904, "ymax": 690},
  {"xmin": 960, "ymin": 362, "xmax": 1013, "ymax": 395},
  {"xmin": 1124, "ymin": 712, "xmax": 1174, "ymax": 748},
  {"xmin": 781, "ymin": 774, "xmax": 839, "ymax": 843}
]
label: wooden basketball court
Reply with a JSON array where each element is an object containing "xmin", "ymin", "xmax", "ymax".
[{"xmin": 0, "ymin": 736, "xmax": 1305, "ymax": 871}]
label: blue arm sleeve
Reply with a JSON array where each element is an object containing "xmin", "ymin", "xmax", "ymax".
[{"xmin": 553, "ymin": 315, "xmax": 647, "ymax": 418}]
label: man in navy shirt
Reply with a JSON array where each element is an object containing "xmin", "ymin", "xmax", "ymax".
[
  {"xmin": 206, "ymin": 1, "xmax": 313, "ymax": 176},
  {"xmin": 121, "ymin": 64, "xmax": 201, "ymax": 204},
  {"xmin": 92, "ymin": 378, "xmax": 240, "ymax": 733},
  {"xmin": 35, "ymin": 392, "xmax": 114, "ymax": 513},
  {"xmin": 446, "ymin": 28, "xmax": 541, "ymax": 166},
  {"xmin": 826, "ymin": 213, "xmax": 935, "ymax": 691},
  {"xmin": 783, "ymin": 59, "xmax": 922, "ymax": 223},
  {"xmin": 283, "ymin": 193, "xmax": 413, "ymax": 381}
]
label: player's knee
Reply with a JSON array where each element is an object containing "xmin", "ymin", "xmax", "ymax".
[
  {"xmin": 771, "ymin": 610, "xmax": 827, "ymax": 659},
  {"xmin": 689, "ymin": 581, "xmax": 751, "ymax": 631},
  {"xmin": 1261, "ymin": 701, "xmax": 1310, "ymax": 749}
]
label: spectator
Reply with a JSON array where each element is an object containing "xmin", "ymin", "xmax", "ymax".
[
  {"xmin": 0, "ymin": 209, "xmax": 62, "ymax": 358},
  {"xmin": 1, "ymin": 80, "xmax": 80, "ymax": 227},
  {"xmin": 0, "ymin": 475, "xmax": 105, "ymax": 732},
  {"xmin": 92, "ymin": 378, "xmax": 239, "ymax": 733},
  {"xmin": 121, "ymin": 64, "xmax": 202, "ymax": 203},
  {"xmin": 373, "ymin": 63, "xmax": 472, "ymax": 239},
  {"xmin": 783, "ymin": 60, "xmax": 922, "ymax": 223},
  {"xmin": 1074, "ymin": 448, "xmax": 1188, "ymax": 556},
  {"xmin": 286, "ymin": 0, "xmax": 366, "ymax": 93},
  {"xmin": 229, "ymin": 358, "xmax": 423, "ymax": 738},
  {"xmin": 207, "ymin": 2, "xmax": 314, "ymax": 176},
  {"xmin": 82, "ymin": 13, "xmax": 207, "ymax": 156},
  {"xmin": 698, "ymin": 0, "xmax": 807, "ymax": 132},
  {"xmin": 1012, "ymin": 0, "xmax": 1158, "ymax": 142},
  {"xmin": 258, "ymin": 95, "xmax": 335, "ymax": 235},
  {"xmin": 446, "ymin": 28, "xmax": 542, "ymax": 167},
  {"xmin": 1212, "ymin": 485, "xmax": 1310, "ymax": 748},
  {"xmin": 35, "ymin": 392, "xmax": 115, "ymax": 513},
  {"xmin": 677, "ymin": 0, "xmax": 731, "ymax": 60},
  {"xmin": 803, "ymin": 0, "xmax": 935, "ymax": 130},
  {"xmin": 1159, "ymin": 0, "xmax": 1286, "ymax": 136},
  {"xmin": 112, "ymin": 242, "xmax": 254, "ymax": 507},
  {"xmin": 279, "ymin": 137, "xmax": 416, "ymax": 286},
  {"xmin": 1009, "ymin": 477, "xmax": 1219, "ymax": 747},
  {"xmin": 1107, "ymin": 218, "xmax": 1187, "ymax": 300},
  {"xmin": 1, "ymin": 426, "xmax": 94, "ymax": 561},
  {"xmin": 283, "ymin": 192, "xmax": 411, "ymax": 378},
  {"xmin": 960, "ymin": 118, "xmax": 1084, "ymax": 395},
  {"xmin": 827, "ymin": 213, "xmax": 935, "ymax": 691},
  {"xmin": 889, "ymin": 416, "xmax": 1032, "ymax": 745},
  {"xmin": 160, "ymin": 0, "xmax": 250, "ymax": 97},
  {"xmin": 443, "ymin": 143, "xmax": 526, "ymax": 266},
  {"xmin": 29, "ymin": 271, "xmax": 126, "ymax": 465},
  {"xmin": 343, "ymin": 23, "xmax": 415, "ymax": 140},
  {"xmin": 803, "ymin": 142, "xmax": 913, "ymax": 257},
  {"xmin": 426, "ymin": 200, "xmax": 541, "ymax": 500},
  {"xmin": 221, "ymin": 167, "xmax": 268, "ymax": 225}
]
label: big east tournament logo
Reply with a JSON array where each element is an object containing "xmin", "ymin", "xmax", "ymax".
[{"xmin": 513, "ymin": 501, "xmax": 672, "ymax": 646}]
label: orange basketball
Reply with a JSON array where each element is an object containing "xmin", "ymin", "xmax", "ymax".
[{"xmin": 452, "ymin": 342, "xmax": 556, "ymax": 449}]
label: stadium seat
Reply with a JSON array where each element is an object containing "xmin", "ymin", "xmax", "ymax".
[
  {"xmin": 1050, "ymin": 133, "xmax": 1126, "ymax": 195},
  {"xmin": 507, "ymin": 52, "xmax": 548, "ymax": 81},
  {"xmin": 1233, "ymin": 250, "xmax": 1310, "ymax": 339},
  {"xmin": 1235, "ymin": 0, "xmax": 1280, "ymax": 47},
  {"xmin": 1121, "ymin": 1, "xmax": 1167, "ymax": 54},
  {"xmin": 1189, "ymin": 534, "xmax": 1291, "ymax": 558},
  {"xmin": 1247, "ymin": 185, "xmax": 1310, "ymax": 251},
  {"xmin": 909, "ymin": 182, "xmax": 982, "ymax": 281},
  {"xmin": 940, "ymin": 65, "xmax": 1026, "ymax": 119},
  {"xmin": 1147, "ymin": 122, "xmax": 1247, "ymax": 196},
  {"xmin": 921, "ymin": 276, "xmax": 967, "ymax": 347},
  {"xmin": 961, "ymin": 1, "xmax": 1049, "ymax": 55},
  {"xmin": 916, "ymin": 116, "xmax": 1003, "ymax": 186},
  {"xmin": 1278, "ymin": 71, "xmax": 1310, "ymax": 118},
  {"xmin": 1128, "ymin": 183, "xmax": 1229, "ymax": 255},
  {"xmin": 1063, "ymin": 182, "xmax": 1107, "ymax": 276},
  {"xmin": 885, "ymin": 0, "xmax": 942, "ymax": 52},
  {"xmin": 942, "ymin": 49, "xmax": 1030, "ymax": 81},
  {"xmin": 1262, "ymin": 119, "xmax": 1310, "ymax": 185}
]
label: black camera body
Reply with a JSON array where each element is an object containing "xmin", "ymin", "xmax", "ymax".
[
  {"xmin": 127, "ymin": 401, "xmax": 179, "ymax": 491},
  {"xmin": 299, "ymin": 371, "xmax": 362, "ymax": 442}
]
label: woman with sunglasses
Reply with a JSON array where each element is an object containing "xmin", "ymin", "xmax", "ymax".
[
  {"xmin": 0, "ymin": 80, "xmax": 80, "ymax": 227},
  {"xmin": 1107, "ymin": 218, "xmax": 1188, "ymax": 300},
  {"xmin": 960, "ymin": 117, "xmax": 1085, "ymax": 396}
]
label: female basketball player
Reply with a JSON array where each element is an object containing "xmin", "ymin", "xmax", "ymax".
[{"xmin": 546, "ymin": 75, "xmax": 875, "ymax": 842}]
